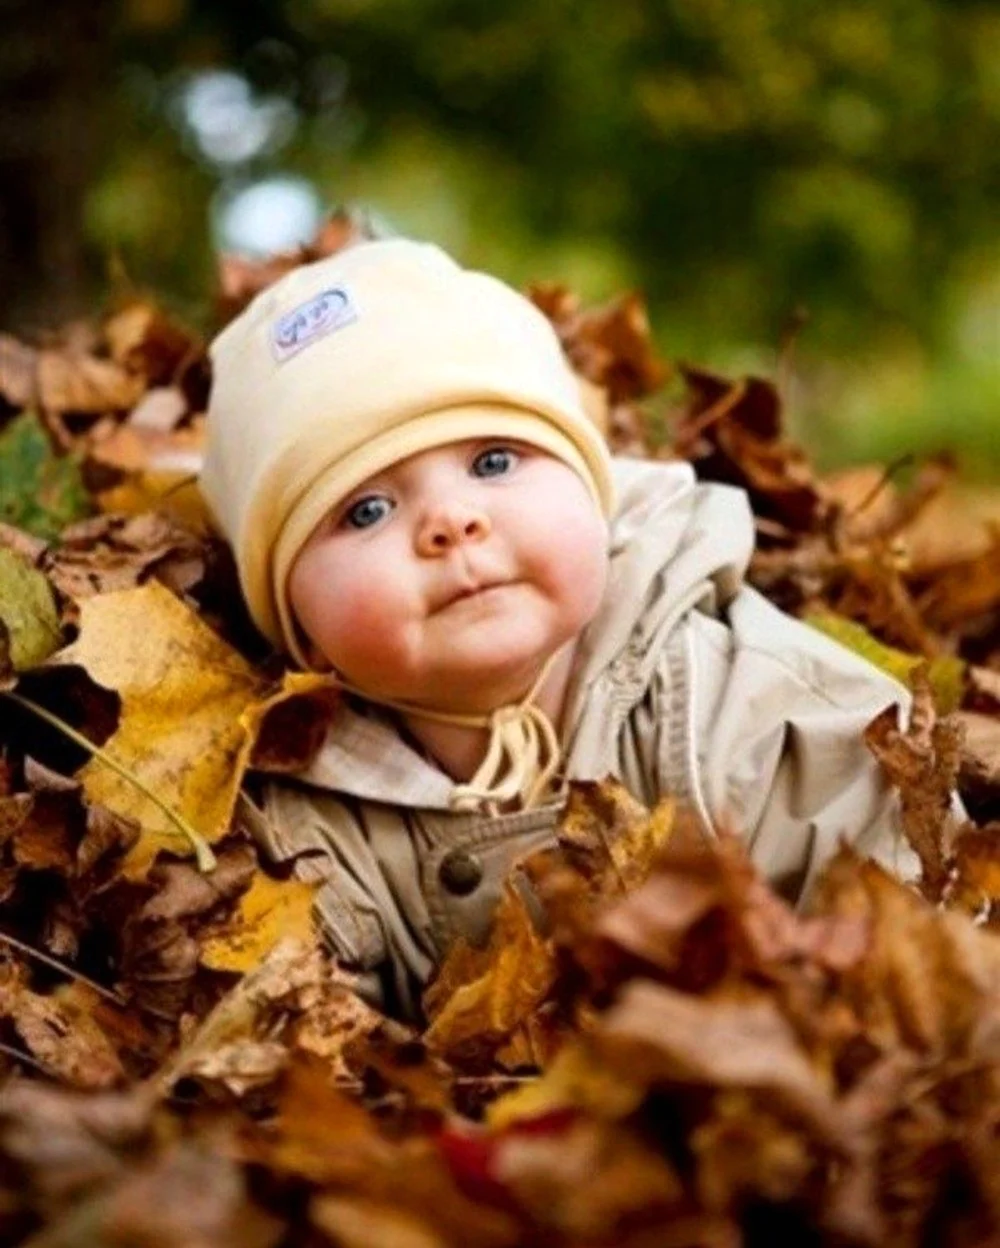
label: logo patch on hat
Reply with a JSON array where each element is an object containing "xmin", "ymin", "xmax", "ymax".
[{"xmin": 270, "ymin": 287, "xmax": 358, "ymax": 362}]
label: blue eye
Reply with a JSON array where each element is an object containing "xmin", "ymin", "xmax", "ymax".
[
  {"xmin": 343, "ymin": 495, "xmax": 393, "ymax": 530},
  {"xmin": 472, "ymin": 446, "xmax": 518, "ymax": 478}
]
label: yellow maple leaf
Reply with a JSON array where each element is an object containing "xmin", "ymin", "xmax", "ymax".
[
  {"xmin": 53, "ymin": 582, "xmax": 270, "ymax": 878},
  {"xmin": 423, "ymin": 879, "xmax": 557, "ymax": 1057},
  {"xmin": 200, "ymin": 873, "xmax": 318, "ymax": 973},
  {"xmin": 49, "ymin": 584, "xmax": 335, "ymax": 880}
]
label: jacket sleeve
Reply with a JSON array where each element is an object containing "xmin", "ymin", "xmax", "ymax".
[
  {"xmin": 235, "ymin": 784, "xmax": 435, "ymax": 1019},
  {"xmin": 683, "ymin": 585, "xmax": 925, "ymax": 903}
]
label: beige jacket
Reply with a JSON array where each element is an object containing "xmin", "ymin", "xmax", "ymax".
[{"xmin": 246, "ymin": 458, "xmax": 918, "ymax": 1018}]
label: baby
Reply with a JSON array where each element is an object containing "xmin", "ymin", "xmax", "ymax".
[{"xmin": 201, "ymin": 237, "xmax": 917, "ymax": 1019}]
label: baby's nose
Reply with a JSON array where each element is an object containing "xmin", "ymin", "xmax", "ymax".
[{"xmin": 415, "ymin": 502, "xmax": 491, "ymax": 555}]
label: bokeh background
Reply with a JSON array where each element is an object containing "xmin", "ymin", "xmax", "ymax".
[{"xmin": 3, "ymin": 0, "xmax": 1000, "ymax": 470}]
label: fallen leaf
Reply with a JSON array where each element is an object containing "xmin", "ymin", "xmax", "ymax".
[
  {"xmin": 43, "ymin": 511, "xmax": 209, "ymax": 608},
  {"xmin": 675, "ymin": 367, "xmax": 826, "ymax": 535},
  {"xmin": 487, "ymin": 1040, "xmax": 642, "ymax": 1130},
  {"xmin": 0, "ymin": 547, "xmax": 62, "ymax": 671},
  {"xmin": 62, "ymin": 1136, "xmax": 283, "ymax": 1248},
  {"xmin": 0, "ymin": 333, "xmax": 38, "ymax": 408},
  {"xmin": 864, "ymin": 670, "xmax": 963, "ymax": 898},
  {"xmin": 242, "ymin": 670, "xmax": 341, "ymax": 774},
  {"xmin": 0, "ymin": 412, "xmax": 91, "ymax": 540},
  {"xmin": 556, "ymin": 779, "xmax": 675, "ymax": 895},
  {"xmin": 2, "ymin": 975, "xmax": 125, "ymax": 1089},
  {"xmin": 263, "ymin": 1052, "xmax": 396, "ymax": 1185},
  {"xmin": 813, "ymin": 852, "xmax": 1000, "ymax": 1057},
  {"xmin": 947, "ymin": 824, "xmax": 1000, "ymax": 918},
  {"xmin": 531, "ymin": 285, "xmax": 670, "ymax": 404},
  {"xmin": 50, "ymin": 582, "xmax": 271, "ymax": 878},
  {"xmin": 310, "ymin": 1194, "xmax": 447, "ymax": 1248},
  {"xmin": 157, "ymin": 937, "xmax": 325, "ymax": 1094},
  {"xmin": 36, "ymin": 344, "xmax": 146, "ymax": 416},
  {"xmin": 0, "ymin": 1079, "xmax": 153, "ymax": 1210},
  {"xmin": 423, "ymin": 878, "xmax": 557, "ymax": 1062},
  {"xmin": 94, "ymin": 471, "xmax": 212, "ymax": 531},
  {"xmin": 595, "ymin": 979, "xmax": 845, "ymax": 1145},
  {"xmin": 103, "ymin": 300, "xmax": 204, "ymax": 391},
  {"xmin": 494, "ymin": 1117, "xmax": 682, "ymax": 1240},
  {"xmin": 199, "ymin": 871, "xmax": 317, "ymax": 974}
]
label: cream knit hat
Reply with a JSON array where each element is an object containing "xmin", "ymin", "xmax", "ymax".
[{"xmin": 201, "ymin": 237, "xmax": 616, "ymax": 666}]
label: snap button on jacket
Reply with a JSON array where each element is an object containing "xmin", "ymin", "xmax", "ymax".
[
  {"xmin": 438, "ymin": 850, "xmax": 485, "ymax": 896},
  {"xmin": 247, "ymin": 458, "xmax": 922, "ymax": 1021}
]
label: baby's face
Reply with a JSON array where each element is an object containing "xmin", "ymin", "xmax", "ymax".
[{"xmin": 287, "ymin": 437, "xmax": 609, "ymax": 712}]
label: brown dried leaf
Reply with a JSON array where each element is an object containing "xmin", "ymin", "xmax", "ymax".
[
  {"xmin": 199, "ymin": 870, "xmax": 317, "ymax": 974},
  {"xmin": 913, "ymin": 529, "xmax": 1000, "ymax": 636},
  {"xmin": 121, "ymin": 842, "xmax": 257, "ymax": 1021},
  {"xmin": 530, "ymin": 284, "xmax": 670, "ymax": 404},
  {"xmin": 556, "ymin": 779, "xmax": 675, "ymax": 895},
  {"xmin": 160, "ymin": 936, "xmax": 391, "ymax": 1106},
  {"xmin": 814, "ymin": 852, "xmax": 1000, "ymax": 1057},
  {"xmin": 487, "ymin": 1039, "xmax": 645, "ymax": 1129},
  {"xmin": 76, "ymin": 802, "xmax": 141, "ymax": 878},
  {"xmin": 138, "ymin": 842, "xmax": 257, "ymax": 925},
  {"xmin": 944, "ymin": 823, "xmax": 1000, "ymax": 920},
  {"xmin": 0, "ymin": 333, "xmax": 39, "ymax": 408},
  {"xmin": 35, "ymin": 346, "xmax": 145, "ymax": 417},
  {"xmin": 3, "ymin": 977, "xmax": 125, "ymax": 1090},
  {"xmin": 56, "ymin": 1137, "xmax": 283, "ymax": 1248},
  {"xmin": 243, "ymin": 671, "xmax": 341, "ymax": 774},
  {"xmin": 495, "ymin": 1117, "xmax": 682, "ymax": 1239},
  {"xmin": 826, "ymin": 456, "xmax": 952, "ymax": 552},
  {"xmin": 864, "ymin": 670, "xmax": 962, "ymax": 898},
  {"xmin": 0, "ymin": 792, "xmax": 33, "ymax": 851},
  {"xmin": 103, "ymin": 300, "xmax": 204, "ymax": 391},
  {"xmin": 293, "ymin": 966, "xmax": 394, "ymax": 1086},
  {"xmin": 596, "ymin": 980, "xmax": 846, "ymax": 1146},
  {"xmin": 0, "ymin": 1079, "xmax": 153, "ymax": 1210},
  {"xmin": 675, "ymin": 366, "xmax": 826, "ymax": 534},
  {"xmin": 595, "ymin": 832, "xmax": 870, "ymax": 988},
  {"xmin": 84, "ymin": 419, "xmax": 204, "ymax": 486},
  {"xmin": 43, "ymin": 511, "xmax": 209, "ymax": 606},
  {"xmin": 262, "ymin": 1052, "xmax": 397, "ymax": 1185},
  {"xmin": 691, "ymin": 1095, "xmax": 815, "ymax": 1217}
]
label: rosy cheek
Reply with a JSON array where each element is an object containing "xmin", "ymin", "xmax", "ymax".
[
  {"xmin": 335, "ymin": 593, "xmax": 379, "ymax": 642},
  {"xmin": 323, "ymin": 588, "xmax": 397, "ymax": 665}
]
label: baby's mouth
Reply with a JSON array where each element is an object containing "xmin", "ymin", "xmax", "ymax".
[{"xmin": 438, "ymin": 580, "xmax": 509, "ymax": 611}]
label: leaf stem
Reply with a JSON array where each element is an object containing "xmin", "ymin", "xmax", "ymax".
[
  {"xmin": 0, "ymin": 928, "xmax": 126, "ymax": 1006},
  {"xmin": 3, "ymin": 691, "xmax": 217, "ymax": 872}
]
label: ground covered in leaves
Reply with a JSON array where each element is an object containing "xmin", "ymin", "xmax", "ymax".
[{"xmin": 1, "ymin": 214, "xmax": 1000, "ymax": 1245}]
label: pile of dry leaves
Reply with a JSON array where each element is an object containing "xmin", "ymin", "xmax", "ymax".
[{"xmin": 0, "ymin": 213, "xmax": 999, "ymax": 1245}]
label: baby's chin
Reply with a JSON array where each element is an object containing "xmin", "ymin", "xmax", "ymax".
[{"xmin": 375, "ymin": 646, "xmax": 563, "ymax": 713}]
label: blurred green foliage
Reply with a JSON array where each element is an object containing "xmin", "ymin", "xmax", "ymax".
[
  {"xmin": 0, "ymin": 414, "xmax": 90, "ymax": 541},
  {"xmin": 76, "ymin": 0, "xmax": 1000, "ymax": 468}
]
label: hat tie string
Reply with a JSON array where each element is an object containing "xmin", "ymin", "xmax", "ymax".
[{"xmin": 335, "ymin": 654, "xmax": 564, "ymax": 814}]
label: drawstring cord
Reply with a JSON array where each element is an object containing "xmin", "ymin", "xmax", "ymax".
[{"xmin": 334, "ymin": 653, "xmax": 564, "ymax": 814}]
